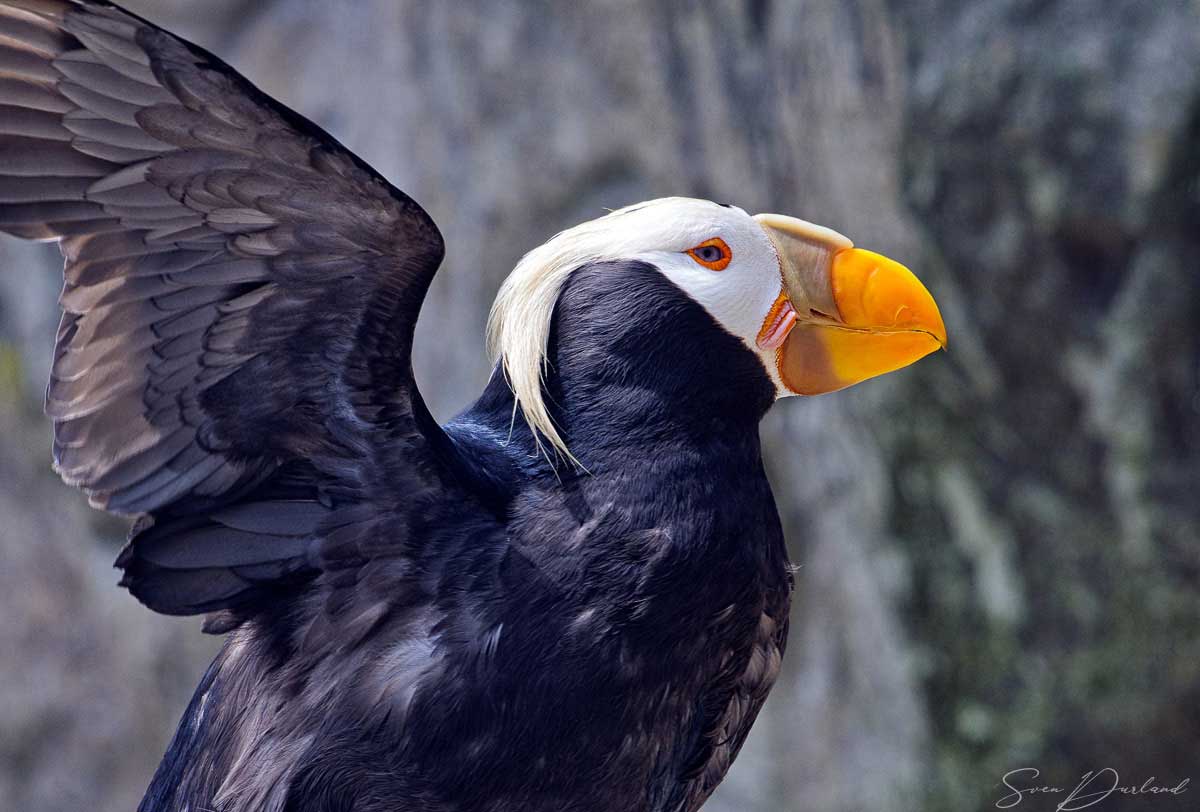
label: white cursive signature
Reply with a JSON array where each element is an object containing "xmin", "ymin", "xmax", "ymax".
[{"xmin": 996, "ymin": 768, "xmax": 1190, "ymax": 810}]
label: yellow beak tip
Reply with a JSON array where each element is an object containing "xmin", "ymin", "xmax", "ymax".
[
  {"xmin": 775, "ymin": 247, "xmax": 947, "ymax": 395},
  {"xmin": 752, "ymin": 214, "xmax": 947, "ymax": 394}
]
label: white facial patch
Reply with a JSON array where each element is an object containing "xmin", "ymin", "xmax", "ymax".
[{"xmin": 618, "ymin": 201, "xmax": 786, "ymax": 366}]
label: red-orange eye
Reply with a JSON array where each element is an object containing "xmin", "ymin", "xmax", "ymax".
[{"xmin": 686, "ymin": 237, "xmax": 732, "ymax": 271}]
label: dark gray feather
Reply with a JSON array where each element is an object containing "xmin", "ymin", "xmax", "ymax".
[
  {"xmin": 0, "ymin": 76, "xmax": 73, "ymax": 112},
  {"xmin": 0, "ymin": 134, "xmax": 116, "ymax": 175},
  {"xmin": 0, "ymin": 105, "xmax": 71, "ymax": 139},
  {"xmin": 0, "ymin": 174, "xmax": 91, "ymax": 202},
  {"xmin": 0, "ymin": 41, "xmax": 59, "ymax": 81}
]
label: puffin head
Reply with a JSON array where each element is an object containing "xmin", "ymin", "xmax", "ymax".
[{"xmin": 488, "ymin": 197, "xmax": 946, "ymax": 459}]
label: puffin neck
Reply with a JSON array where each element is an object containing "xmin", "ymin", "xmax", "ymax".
[{"xmin": 537, "ymin": 260, "xmax": 775, "ymax": 467}]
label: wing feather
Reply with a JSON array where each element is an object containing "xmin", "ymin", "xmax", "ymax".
[{"xmin": 0, "ymin": 0, "xmax": 446, "ymax": 553}]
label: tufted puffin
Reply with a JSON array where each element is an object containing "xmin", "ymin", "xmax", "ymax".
[{"xmin": 0, "ymin": 1, "xmax": 947, "ymax": 810}]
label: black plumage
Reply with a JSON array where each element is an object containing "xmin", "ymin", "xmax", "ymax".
[{"xmin": 0, "ymin": 2, "xmax": 793, "ymax": 811}]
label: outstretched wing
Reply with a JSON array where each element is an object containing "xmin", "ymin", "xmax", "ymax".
[{"xmin": 0, "ymin": 0, "xmax": 446, "ymax": 516}]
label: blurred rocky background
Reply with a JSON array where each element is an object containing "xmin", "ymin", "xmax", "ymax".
[{"xmin": 1, "ymin": 1, "xmax": 1197, "ymax": 810}]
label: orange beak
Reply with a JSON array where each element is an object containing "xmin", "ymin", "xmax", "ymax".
[{"xmin": 754, "ymin": 213, "xmax": 947, "ymax": 395}]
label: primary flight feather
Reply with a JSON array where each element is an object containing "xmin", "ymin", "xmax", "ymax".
[{"xmin": 0, "ymin": 1, "xmax": 946, "ymax": 810}]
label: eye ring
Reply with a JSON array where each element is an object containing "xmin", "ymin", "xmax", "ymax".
[{"xmin": 685, "ymin": 237, "xmax": 732, "ymax": 271}]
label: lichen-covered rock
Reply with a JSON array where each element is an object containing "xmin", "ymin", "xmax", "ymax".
[{"xmin": 895, "ymin": 1, "xmax": 1200, "ymax": 808}]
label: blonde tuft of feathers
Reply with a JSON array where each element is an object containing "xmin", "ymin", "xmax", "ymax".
[
  {"xmin": 485, "ymin": 199, "xmax": 685, "ymax": 463},
  {"xmin": 487, "ymin": 197, "xmax": 754, "ymax": 465}
]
